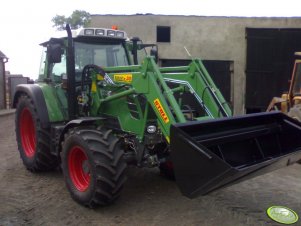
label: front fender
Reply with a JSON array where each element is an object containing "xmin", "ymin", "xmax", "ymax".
[{"xmin": 58, "ymin": 117, "xmax": 104, "ymax": 151}]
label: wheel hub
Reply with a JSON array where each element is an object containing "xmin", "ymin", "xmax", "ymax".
[
  {"xmin": 68, "ymin": 146, "xmax": 91, "ymax": 192},
  {"xmin": 82, "ymin": 160, "xmax": 90, "ymax": 174},
  {"xmin": 19, "ymin": 108, "xmax": 36, "ymax": 157}
]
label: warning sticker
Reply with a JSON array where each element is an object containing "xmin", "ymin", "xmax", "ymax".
[
  {"xmin": 114, "ymin": 74, "xmax": 132, "ymax": 83},
  {"xmin": 154, "ymin": 98, "xmax": 170, "ymax": 124}
]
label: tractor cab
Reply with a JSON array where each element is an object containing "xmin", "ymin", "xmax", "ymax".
[
  {"xmin": 38, "ymin": 27, "xmax": 157, "ymax": 84},
  {"xmin": 38, "ymin": 27, "xmax": 131, "ymax": 83},
  {"xmin": 37, "ymin": 26, "xmax": 158, "ymax": 120}
]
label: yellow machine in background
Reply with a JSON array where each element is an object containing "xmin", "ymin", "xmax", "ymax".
[{"xmin": 267, "ymin": 52, "xmax": 301, "ymax": 121}]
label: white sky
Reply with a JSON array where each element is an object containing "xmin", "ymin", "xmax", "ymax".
[{"xmin": 0, "ymin": 0, "xmax": 300, "ymax": 79}]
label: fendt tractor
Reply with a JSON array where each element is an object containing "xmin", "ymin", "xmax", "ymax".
[{"xmin": 14, "ymin": 25, "xmax": 301, "ymax": 207}]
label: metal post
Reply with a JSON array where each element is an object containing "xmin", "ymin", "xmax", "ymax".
[
  {"xmin": 3, "ymin": 58, "xmax": 8, "ymax": 109},
  {"xmin": 0, "ymin": 54, "xmax": 8, "ymax": 109}
]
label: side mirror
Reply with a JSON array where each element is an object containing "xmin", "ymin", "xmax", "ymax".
[
  {"xmin": 150, "ymin": 48, "xmax": 158, "ymax": 63},
  {"xmin": 47, "ymin": 44, "xmax": 63, "ymax": 64},
  {"xmin": 130, "ymin": 37, "xmax": 141, "ymax": 65}
]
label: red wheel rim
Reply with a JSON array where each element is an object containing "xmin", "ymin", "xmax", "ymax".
[
  {"xmin": 68, "ymin": 146, "xmax": 91, "ymax": 192},
  {"xmin": 19, "ymin": 108, "xmax": 36, "ymax": 157}
]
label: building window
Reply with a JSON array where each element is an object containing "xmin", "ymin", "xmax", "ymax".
[{"xmin": 157, "ymin": 26, "xmax": 171, "ymax": 43}]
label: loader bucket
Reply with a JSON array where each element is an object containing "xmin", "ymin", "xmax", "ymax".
[{"xmin": 170, "ymin": 112, "xmax": 301, "ymax": 198}]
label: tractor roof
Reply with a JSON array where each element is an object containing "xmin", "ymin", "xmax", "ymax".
[{"xmin": 40, "ymin": 27, "xmax": 128, "ymax": 46}]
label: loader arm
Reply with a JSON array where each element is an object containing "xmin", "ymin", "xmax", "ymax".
[
  {"xmin": 160, "ymin": 59, "xmax": 232, "ymax": 118},
  {"xmin": 90, "ymin": 57, "xmax": 182, "ymax": 140},
  {"xmin": 94, "ymin": 57, "xmax": 232, "ymax": 141}
]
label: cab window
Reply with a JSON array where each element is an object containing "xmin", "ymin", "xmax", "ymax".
[{"xmin": 74, "ymin": 42, "xmax": 129, "ymax": 71}]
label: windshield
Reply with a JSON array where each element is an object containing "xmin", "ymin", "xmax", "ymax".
[
  {"xmin": 46, "ymin": 41, "xmax": 130, "ymax": 83},
  {"xmin": 74, "ymin": 41, "xmax": 129, "ymax": 70}
]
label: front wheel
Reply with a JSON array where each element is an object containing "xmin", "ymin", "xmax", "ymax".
[{"xmin": 61, "ymin": 127, "xmax": 127, "ymax": 208}]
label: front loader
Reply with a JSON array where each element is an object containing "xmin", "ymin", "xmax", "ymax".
[{"xmin": 13, "ymin": 25, "xmax": 301, "ymax": 207}]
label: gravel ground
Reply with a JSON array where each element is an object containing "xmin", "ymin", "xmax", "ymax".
[{"xmin": 0, "ymin": 113, "xmax": 300, "ymax": 226}]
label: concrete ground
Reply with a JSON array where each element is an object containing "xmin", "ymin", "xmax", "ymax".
[{"xmin": 0, "ymin": 112, "xmax": 300, "ymax": 226}]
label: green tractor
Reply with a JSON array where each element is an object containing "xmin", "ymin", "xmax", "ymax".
[{"xmin": 14, "ymin": 25, "xmax": 301, "ymax": 207}]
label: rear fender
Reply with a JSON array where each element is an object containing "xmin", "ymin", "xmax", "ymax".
[{"xmin": 13, "ymin": 84, "xmax": 50, "ymax": 128}]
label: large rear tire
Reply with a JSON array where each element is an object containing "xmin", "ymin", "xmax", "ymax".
[
  {"xmin": 15, "ymin": 94, "xmax": 59, "ymax": 171},
  {"xmin": 61, "ymin": 127, "xmax": 127, "ymax": 208}
]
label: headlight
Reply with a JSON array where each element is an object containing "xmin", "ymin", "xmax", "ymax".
[
  {"xmin": 147, "ymin": 125, "xmax": 157, "ymax": 134},
  {"xmin": 107, "ymin": 30, "xmax": 116, "ymax": 37},
  {"xmin": 116, "ymin": 31, "xmax": 124, "ymax": 38},
  {"xmin": 95, "ymin": 29, "xmax": 105, "ymax": 36}
]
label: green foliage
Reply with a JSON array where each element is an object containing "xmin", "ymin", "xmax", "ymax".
[{"xmin": 52, "ymin": 10, "xmax": 91, "ymax": 30}]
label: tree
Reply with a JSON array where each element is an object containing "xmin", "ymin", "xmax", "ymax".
[{"xmin": 52, "ymin": 10, "xmax": 91, "ymax": 30}]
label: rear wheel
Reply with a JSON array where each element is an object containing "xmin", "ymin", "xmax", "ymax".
[
  {"xmin": 61, "ymin": 127, "xmax": 127, "ymax": 207},
  {"xmin": 15, "ymin": 94, "xmax": 59, "ymax": 171}
]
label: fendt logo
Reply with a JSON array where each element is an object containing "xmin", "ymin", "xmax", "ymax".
[{"xmin": 153, "ymin": 98, "xmax": 170, "ymax": 123}]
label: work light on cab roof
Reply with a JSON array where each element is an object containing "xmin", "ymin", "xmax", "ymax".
[{"xmin": 75, "ymin": 27, "xmax": 127, "ymax": 39}]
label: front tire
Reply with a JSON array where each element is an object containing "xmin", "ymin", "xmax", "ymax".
[
  {"xmin": 61, "ymin": 127, "xmax": 127, "ymax": 208},
  {"xmin": 15, "ymin": 94, "xmax": 59, "ymax": 171}
]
